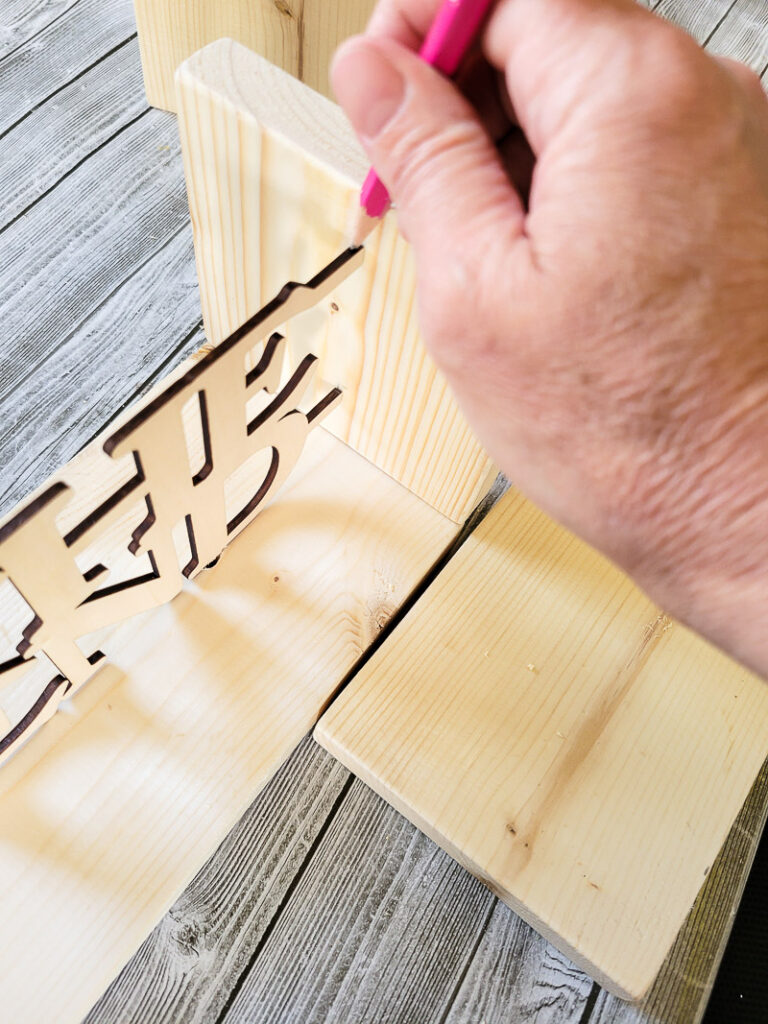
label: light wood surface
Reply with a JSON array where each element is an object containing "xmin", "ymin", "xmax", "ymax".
[
  {"xmin": 591, "ymin": 758, "xmax": 768, "ymax": 1022},
  {"xmin": 0, "ymin": 237, "xmax": 363, "ymax": 761},
  {"xmin": 175, "ymin": 41, "xmax": 497, "ymax": 524},
  {"xmin": 218, "ymin": 771, "xmax": 595, "ymax": 1023},
  {"xmin": 316, "ymin": 488, "xmax": 768, "ymax": 1000},
  {"xmin": 133, "ymin": 0, "xmax": 377, "ymax": 111},
  {"xmin": 2, "ymin": 0, "xmax": 767, "ymax": 1020},
  {"xmin": 0, "ymin": 427, "xmax": 457, "ymax": 1024},
  {"xmin": 89, "ymin": 738, "xmax": 595, "ymax": 1024}
]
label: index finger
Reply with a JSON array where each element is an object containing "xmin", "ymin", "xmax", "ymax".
[{"xmin": 366, "ymin": 0, "xmax": 445, "ymax": 50}]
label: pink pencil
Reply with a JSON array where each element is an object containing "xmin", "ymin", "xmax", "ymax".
[{"xmin": 360, "ymin": 0, "xmax": 497, "ymax": 219}]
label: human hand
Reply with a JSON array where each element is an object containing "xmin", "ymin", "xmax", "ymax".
[{"xmin": 331, "ymin": 0, "xmax": 768, "ymax": 678}]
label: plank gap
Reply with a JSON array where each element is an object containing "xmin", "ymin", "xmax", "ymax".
[
  {"xmin": 0, "ymin": 107, "xmax": 150, "ymax": 240},
  {"xmin": 0, "ymin": 0, "xmax": 83, "ymax": 67},
  {"xmin": 702, "ymin": 0, "xmax": 741, "ymax": 47},
  {"xmin": 216, "ymin": 773, "xmax": 355, "ymax": 1024},
  {"xmin": 0, "ymin": 32, "xmax": 138, "ymax": 146},
  {"xmin": 435, "ymin": 899, "xmax": 498, "ymax": 1024}
]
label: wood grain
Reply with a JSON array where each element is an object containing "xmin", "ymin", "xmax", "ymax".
[
  {"xmin": 0, "ymin": 34, "xmax": 201, "ymax": 519},
  {"xmin": 0, "ymin": 111, "xmax": 189, "ymax": 402},
  {"xmin": 176, "ymin": 42, "xmax": 496, "ymax": 523},
  {"xmin": 0, "ymin": 244, "xmax": 364, "ymax": 755},
  {"xmin": 316, "ymin": 488, "xmax": 768, "ymax": 1000},
  {"xmin": 0, "ymin": 0, "xmax": 137, "ymax": 136},
  {"xmin": 590, "ymin": 758, "xmax": 768, "ymax": 1024},
  {"xmin": 133, "ymin": 0, "xmax": 376, "ymax": 112},
  {"xmin": 2, "ymin": 0, "xmax": 766, "ymax": 1021},
  {"xmin": 220, "ymin": 774, "xmax": 594, "ymax": 1024},
  {"xmin": 705, "ymin": 0, "xmax": 768, "ymax": 72},
  {"xmin": 0, "ymin": 226, "xmax": 203, "ymax": 517},
  {"xmin": 0, "ymin": 428, "xmax": 458, "ymax": 1024},
  {"xmin": 443, "ymin": 903, "xmax": 595, "ymax": 1024},
  {"xmin": 85, "ymin": 736, "xmax": 351, "ymax": 1024},
  {"xmin": 89, "ymin": 751, "xmax": 593, "ymax": 1024},
  {"xmin": 654, "ymin": 0, "xmax": 738, "ymax": 43},
  {"xmin": 0, "ymin": 38, "xmax": 147, "ymax": 230},
  {"xmin": 0, "ymin": 0, "xmax": 80, "ymax": 61}
]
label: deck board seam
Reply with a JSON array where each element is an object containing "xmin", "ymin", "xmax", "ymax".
[
  {"xmin": 702, "ymin": 0, "xmax": 740, "ymax": 48},
  {"xmin": 0, "ymin": 207, "xmax": 183, "ymax": 434},
  {"xmin": 578, "ymin": 982, "xmax": 602, "ymax": 1024},
  {"xmin": 435, "ymin": 899, "xmax": 498, "ymax": 1024},
  {"xmin": 0, "ymin": 0, "xmax": 85, "ymax": 69},
  {"xmin": 0, "ymin": 33, "xmax": 138, "ymax": 146},
  {"xmin": 217, "ymin": 773, "xmax": 356, "ymax": 1024},
  {"xmin": 0, "ymin": 106, "xmax": 150, "ymax": 239}
]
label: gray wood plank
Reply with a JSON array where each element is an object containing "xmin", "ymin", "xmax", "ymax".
[
  {"xmin": 0, "ymin": 1, "xmax": 763, "ymax": 1024},
  {"xmin": 444, "ymin": 905, "xmax": 593, "ymax": 1024},
  {"xmin": 0, "ymin": 109, "xmax": 190, "ymax": 416},
  {"xmin": 0, "ymin": 0, "xmax": 80, "ymax": 62},
  {"xmin": 0, "ymin": 37, "xmax": 147, "ymax": 230},
  {"xmin": 0, "ymin": 0, "xmax": 136, "ymax": 137},
  {"xmin": 221, "ymin": 778, "xmax": 592, "ymax": 1024},
  {"xmin": 705, "ymin": 0, "xmax": 768, "ymax": 72},
  {"xmin": 590, "ymin": 759, "xmax": 768, "ymax": 1024},
  {"xmin": 0, "ymin": 224, "xmax": 203, "ymax": 516},
  {"xmin": 655, "ymin": 0, "xmax": 739, "ymax": 44},
  {"xmin": 84, "ymin": 737, "xmax": 351, "ymax": 1024}
]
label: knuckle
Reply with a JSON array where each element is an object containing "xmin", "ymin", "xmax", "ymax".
[
  {"xmin": 641, "ymin": 29, "xmax": 709, "ymax": 115},
  {"xmin": 733, "ymin": 63, "xmax": 766, "ymax": 99},
  {"xmin": 385, "ymin": 118, "xmax": 480, "ymax": 204}
]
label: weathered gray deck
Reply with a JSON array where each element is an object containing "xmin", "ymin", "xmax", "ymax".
[{"xmin": 0, "ymin": 1, "xmax": 766, "ymax": 1021}]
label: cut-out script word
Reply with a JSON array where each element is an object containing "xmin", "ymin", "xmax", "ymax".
[{"xmin": 0, "ymin": 247, "xmax": 364, "ymax": 764}]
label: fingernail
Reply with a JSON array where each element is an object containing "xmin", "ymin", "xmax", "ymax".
[{"xmin": 332, "ymin": 39, "xmax": 406, "ymax": 140}]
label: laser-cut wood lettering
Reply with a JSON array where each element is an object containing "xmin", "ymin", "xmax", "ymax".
[{"xmin": 0, "ymin": 247, "xmax": 363, "ymax": 764}]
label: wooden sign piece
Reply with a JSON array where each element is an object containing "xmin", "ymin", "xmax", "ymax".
[
  {"xmin": 133, "ymin": 0, "xmax": 378, "ymax": 111},
  {"xmin": 0, "ymin": 427, "xmax": 459, "ymax": 1024},
  {"xmin": 315, "ymin": 488, "xmax": 768, "ymax": 1001},
  {"xmin": 175, "ymin": 41, "xmax": 497, "ymax": 525},
  {"xmin": 0, "ymin": 248, "xmax": 363, "ymax": 765}
]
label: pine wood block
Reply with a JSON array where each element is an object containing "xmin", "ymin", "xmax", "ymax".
[
  {"xmin": 0, "ymin": 427, "xmax": 457, "ymax": 1024},
  {"xmin": 175, "ymin": 41, "xmax": 496, "ymax": 525},
  {"xmin": 315, "ymin": 488, "xmax": 768, "ymax": 1001},
  {"xmin": 133, "ymin": 0, "xmax": 377, "ymax": 111}
]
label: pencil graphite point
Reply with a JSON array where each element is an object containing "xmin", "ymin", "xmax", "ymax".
[{"xmin": 347, "ymin": 202, "xmax": 380, "ymax": 247}]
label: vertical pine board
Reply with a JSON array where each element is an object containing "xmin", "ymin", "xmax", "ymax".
[
  {"xmin": 133, "ymin": 0, "xmax": 377, "ymax": 111},
  {"xmin": 175, "ymin": 42, "xmax": 496, "ymax": 523}
]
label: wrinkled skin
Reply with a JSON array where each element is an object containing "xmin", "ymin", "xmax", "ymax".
[{"xmin": 331, "ymin": 0, "xmax": 768, "ymax": 679}]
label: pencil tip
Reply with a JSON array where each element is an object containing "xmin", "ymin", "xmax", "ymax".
[{"xmin": 347, "ymin": 205, "xmax": 379, "ymax": 247}]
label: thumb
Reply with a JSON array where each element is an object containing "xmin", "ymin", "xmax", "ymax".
[{"xmin": 331, "ymin": 35, "xmax": 525, "ymax": 252}]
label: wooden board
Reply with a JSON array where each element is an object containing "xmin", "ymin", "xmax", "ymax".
[
  {"xmin": 706, "ymin": 0, "xmax": 768, "ymax": 74},
  {"xmin": 0, "ymin": 426, "xmax": 458, "ymax": 1024},
  {"xmin": 0, "ymin": 37, "xmax": 147, "ymax": 231},
  {"xmin": 86, "ymin": 739, "xmax": 596, "ymax": 1024},
  {"xmin": 0, "ymin": 234, "xmax": 366, "ymax": 760},
  {"xmin": 217, "ymin": 772, "xmax": 594, "ymax": 1023},
  {"xmin": 315, "ymin": 488, "xmax": 768, "ymax": 1001},
  {"xmin": 133, "ymin": 0, "xmax": 377, "ymax": 111},
  {"xmin": 84, "ymin": 736, "xmax": 354, "ymax": 1024},
  {"xmin": 176, "ymin": 41, "xmax": 496, "ymax": 524},
  {"xmin": 4, "ymin": 1, "xmax": 767, "ymax": 1020},
  {"xmin": 0, "ymin": 0, "xmax": 137, "ymax": 138}
]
